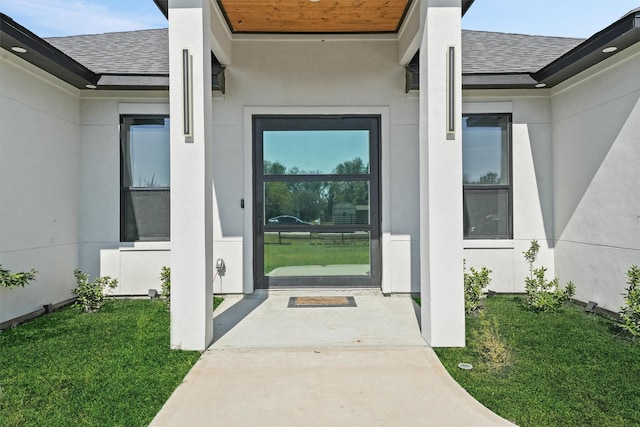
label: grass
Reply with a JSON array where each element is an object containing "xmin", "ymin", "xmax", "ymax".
[
  {"xmin": 434, "ymin": 295, "xmax": 640, "ymax": 426},
  {"xmin": 0, "ymin": 299, "xmax": 202, "ymax": 427},
  {"xmin": 264, "ymin": 232, "xmax": 369, "ymax": 273}
]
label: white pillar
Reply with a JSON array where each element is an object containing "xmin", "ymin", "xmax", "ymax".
[
  {"xmin": 419, "ymin": 0, "xmax": 465, "ymax": 347},
  {"xmin": 168, "ymin": 0, "xmax": 214, "ymax": 350}
]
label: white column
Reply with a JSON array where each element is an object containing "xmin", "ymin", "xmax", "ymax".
[
  {"xmin": 168, "ymin": 0, "xmax": 214, "ymax": 350},
  {"xmin": 419, "ymin": 0, "xmax": 465, "ymax": 347}
]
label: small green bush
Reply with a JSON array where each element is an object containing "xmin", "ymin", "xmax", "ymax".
[
  {"xmin": 620, "ymin": 265, "xmax": 640, "ymax": 338},
  {"xmin": 160, "ymin": 266, "xmax": 171, "ymax": 308},
  {"xmin": 523, "ymin": 240, "xmax": 575, "ymax": 311},
  {"xmin": 71, "ymin": 269, "xmax": 117, "ymax": 313},
  {"xmin": 464, "ymin": 261, "xmax": 492, "ymax": 314},
  {"xmin": 0, "ymin": 265, "xmax": 37, "ymax": 289}
]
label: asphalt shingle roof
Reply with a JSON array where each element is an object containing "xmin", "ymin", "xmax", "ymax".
[
  {"xmin": 462, "ymin": 30, "xmax": 584, "ymax": 74},
  {"xmin": 46, "ymin": 28, "xmax": 168, "ymax": 75},
  {"xmin": 45, "ymin": 28, "xmax": 584, "ymax": 77}
]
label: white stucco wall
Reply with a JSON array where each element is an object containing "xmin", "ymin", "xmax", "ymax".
[
  {"xmin": 73, "ymin": 35, "xmax": 498, "ymax": 300},
  {"xmin": 0, "ymin": 50, "xmax": 173, "ymax": 324},
  {"xmin": 73, "ymin": 41, "xmax": 640, "ymax": 309},
  {"xmin": 79, "ymin": 95, "xmax": 170, "ymax": 295},
  {"xmin": 2, "ymin": 36, "xmax": 436, "ymax": 306},
  {"xmin": 461, "ymin": 97, "xmax": 555, "ymax": 293},
  {"xmin": 0, "ymin": 52, "xmax": 81, "ymax": 323},
  {"xmin": 552, "ymin": 43, "xmax": 640, "ymax": 311},
  {"xmin": 213, "ymin": 38, "xmax": 423, "ymax": 294}
]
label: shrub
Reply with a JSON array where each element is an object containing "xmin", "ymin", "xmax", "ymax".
[
  {"xmin": 523, "ymin": 240, "xmax": 575, "ymax": 311},
  {"xmin": 620, "ymin": 265, "xmax": 640, "ymax": 338},
  {"xmin": 464, "ymin": 261, "xmax": 492, "ymax": 314},
  {"xmin": 0, "ymin": 265, "xmax": 37, "ymax": 289},
  {"xmin": 72, "ymin": 269, "xmax": 117, "ymax": 313},
  {"xmin": 160, "ymin": 266, "xmax": 171, "ymax": 308},
  {"xmin": 473, "ymin": 312, "xmax": 512, "ymax": 368}
]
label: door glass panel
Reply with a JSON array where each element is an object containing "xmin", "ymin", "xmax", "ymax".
[
  {"xmin": 255, "ymin": 115, "xmax": 380, "ymax": 288},
  {"xmin": 264, "ymin": 181, "xmax": 370, "ymax": 226},
  {"xmin": 263, "ymin": 130, "xmax": 369, "ymax": 175},
  {"xmin": 264, "ymin": 231, "xmax": 371, "ymax": 276}
]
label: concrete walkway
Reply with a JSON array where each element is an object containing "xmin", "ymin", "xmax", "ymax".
[{"xmin": 150, "ymin": 291, "xmax": 515, "ymax": 427}]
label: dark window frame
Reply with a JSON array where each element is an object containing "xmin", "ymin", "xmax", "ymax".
[
  {"xmin": 120, "ymin": 115, "xmax": 170, "ymax": 242},
  {"xmin": 462, "ymin": 113, "xmax": 513, "ymax": 239},
  {"xmin": 253, "ymin": 115, "xmax": 382, "ymax": 288}
]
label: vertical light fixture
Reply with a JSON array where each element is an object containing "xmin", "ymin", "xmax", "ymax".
[
  {"xmin": 446, "ymin": 45, "xmax": 455, "ymax": 137},
  {"xmin": 182, "ymin": 48, "xmax": 193, "ymax": 139}
]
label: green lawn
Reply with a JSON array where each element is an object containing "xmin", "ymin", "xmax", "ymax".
[
  {"xmin": 264, "ymin": 232, "xmax": 369, "ymax": 273},
  {"xmin": 434, "ymin": 295, "xmax": 640, "ymax": 426},
  {"xmin": 0, "ymin": 300, "xmax": 202, "ymax": 427}
]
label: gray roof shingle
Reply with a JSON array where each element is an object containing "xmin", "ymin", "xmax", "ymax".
[
  {"xmin": 462, "ymin": 30, "xmax": 584, "ymax": 74},
  {"xmin": 45, "ymin": 28, "xmax": 583, "ymax": 77},
  {"xmin": 46, "ymin": 28, "xmax": 168, "ymax": 75}
]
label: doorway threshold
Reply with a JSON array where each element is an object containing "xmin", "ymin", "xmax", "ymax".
[{"xmin": 253, "ymin": 288, "xmax": 382, "ymax": 297}]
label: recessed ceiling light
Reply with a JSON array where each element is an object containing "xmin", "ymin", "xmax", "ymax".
[
  {"xmin": 535, "ymin": 83, "xmax": 547, "ymax": 88},
  {"xmin": 85, "ymin": 84, "xmax": 97, "ymax": 89},
  {"xmin": 602, "ymin": 46, "xmax": 617, "ymax": 53},
  {"xmin": 11, "ymin": 46, "xmax": 27, "ymax": 53},
  {"xmin": 310, "ymin": 0, "xmax": 320, "ymax": 2}
]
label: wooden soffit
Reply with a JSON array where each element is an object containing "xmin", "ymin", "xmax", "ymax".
[{"xmin": 217, "ymin": 0, "xmax": 412, "ymax": 34}]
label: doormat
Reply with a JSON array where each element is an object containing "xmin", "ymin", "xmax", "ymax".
[{"xmin": 288, "ymin": 296, "xmax": 357, "ymax": 308}]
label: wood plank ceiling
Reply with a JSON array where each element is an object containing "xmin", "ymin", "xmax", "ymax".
[{"xmin": 217, "ymin": 0, "xmax": 412, "ymax": 34}]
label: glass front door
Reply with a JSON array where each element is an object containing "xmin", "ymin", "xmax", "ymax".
[{"xmin": 254, "ymin": 115, "xmax": 381, "ymax": 288}]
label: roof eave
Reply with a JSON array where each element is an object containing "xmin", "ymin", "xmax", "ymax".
[
  {"xmin": 406, "ymin": 64, "xmax": 538, "ymax": 91},
  {"xmin": 96, "ymin": 75, "xmax": 169, "ymax": 90},
  {"xmin": 0, "ymin": 13, "xmax": 99, "ymax": 89},
  {"xmin": 153, "ymin": 0, "xmax": 169, "ymax": 19},
  {"xmin": 534, "ymin": 10, "xmax": 640, "ymax": 88},
  {"xmin": 95, "ymin": 58, "xmax": 224, "ymax": 92},
  {"xmin": 462, "ymin": 0, "xmax": 475, "ymax": 17},
  {"xmin": 462, "ymin": 73, "xmax": 538, "ymax": 90}
]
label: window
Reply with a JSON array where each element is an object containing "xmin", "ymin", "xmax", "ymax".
[
  {"xmin": 462, "ymin": 114, "xmax": 512, "ymax": 239},
  {"xmin": 120, "ymin": 116, "xmax": 170, "ymax": 241}
]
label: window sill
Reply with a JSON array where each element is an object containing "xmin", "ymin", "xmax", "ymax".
[
  {"xmin": 119, "ymin": 241, "xmax": 171, "ymax": 251},
  {"xmin": 463, "ymin": 239, "xmax": 514, "ymax": 250}
]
